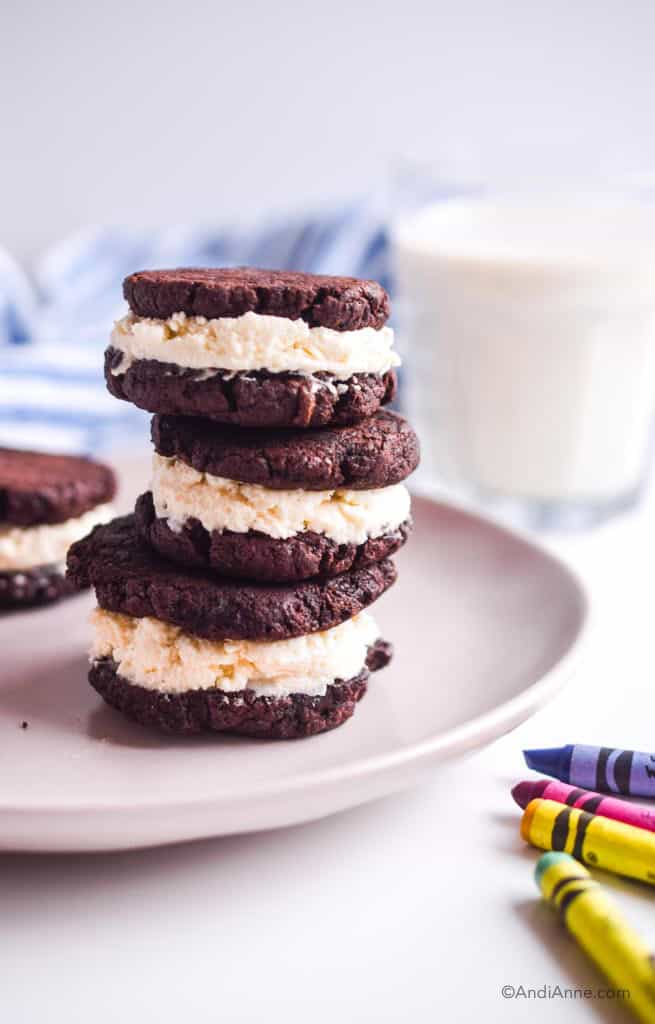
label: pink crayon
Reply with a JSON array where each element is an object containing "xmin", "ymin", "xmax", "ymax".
[{"xmin": 512, "ymin": 779, "xmax": 655, "ymax": 833}]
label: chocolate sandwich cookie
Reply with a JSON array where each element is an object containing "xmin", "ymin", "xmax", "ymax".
[
  {"xmin": 135, "ymin": 491, "xmax": 411, "ymax": 582},
  {"xmin": 0, "ymin": 448, "xmax": 115, "ymax": 609},
  {"xmin": 0, "ymin": 448, "xmax": 115, "ymax": 526},
  {"xmin": 88, "ymin": 640, "xmax": 392, "ymax": 739},
  {"xmin": 106, "ymin": 267, "xmax": 400, "ymax": 428},
  {"xmin": 67, "ymin": 514, "xmax": 397, "ymax": 641},
  {"xmin": 87, "ymin": 595, "xmax": 392, "ymax": 738},
  {"xmin": 137, "ymin": 410, "xmax": 418, "ymax": 581}
]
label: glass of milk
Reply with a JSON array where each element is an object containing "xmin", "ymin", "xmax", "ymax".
[{"xmin": 393, "ymin": 195, "xmax": 655, "ymax": 527}]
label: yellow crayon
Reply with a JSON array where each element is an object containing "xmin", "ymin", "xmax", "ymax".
[
  {"xmin": 521, "ymin": 798, "xmax": 655, "ymax": 887},
  {"xmin": 537, "ymin": 852, "xmax": 655, "ymax": 1024}
]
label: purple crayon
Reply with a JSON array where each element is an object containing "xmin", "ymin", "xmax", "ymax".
[
  {"xmin": 512, "ymin": 779, "xmax": 655, "ymax": 833},
  {"xmin": 524, "ymin": 745, "xmax": 655, "ymax": 799}
]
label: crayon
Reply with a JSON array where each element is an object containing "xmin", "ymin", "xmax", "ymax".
[
  {"xmin": 523, "ymin": 744, "xmax": 655, "ymax": 798},
  {"xmin": 512, "ymin": 779, "xmax": 655, "ymax": 833},
  {"xmin": 520, "ymin": 798, "xmax": 655, "ymax": 887},
  {"xmin": 536, "ymin": 852, "xmax": 655, "ymax": 1024}
]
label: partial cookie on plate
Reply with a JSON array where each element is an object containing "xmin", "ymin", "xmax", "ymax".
[{"xmin": 0, "ymin": 448, "xmax": 115, "ymax": 608}]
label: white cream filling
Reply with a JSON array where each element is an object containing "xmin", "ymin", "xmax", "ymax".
[
  {"xmin": 110, "ymin": 310, "xmax": 400, "ymax": 379},
  {"xmin": 0, "ymin": 504, "xmax": 113, "ymax": 571},
  {"xmin": 90, "ymin": 607, "xmax": 379, "ymax": 697},
  {"xmin": 151, "ymin": 454, "xmax": 410, "ymax": 544}
]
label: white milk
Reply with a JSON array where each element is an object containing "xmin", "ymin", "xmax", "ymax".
[{"xmin": 393, "ymin": 198, "xmax": 655, "ymax": 509}]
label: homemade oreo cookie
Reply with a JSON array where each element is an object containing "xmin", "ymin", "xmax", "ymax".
[
  {"xmin": 106, "ymin": 267, "xmax": 400, "ymax": 427},
  {"xmin": 88, "ymin": 612, "xmax": 392, "ymax": 738},
  {"xmin": 69, "ymin": 516, "xmax": 395, "ymax": 738},
  {"xmin": 0, "ymin": 448, "xmax": 115, "ymax": 608},
  {"xmin": 136, "ymin": 411, "xmax": 418, "ymax": 581}
]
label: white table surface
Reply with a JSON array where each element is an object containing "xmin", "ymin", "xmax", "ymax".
[{"xmin": 3, "ymin": 485, "xmax": 654, "ymax": 1024}]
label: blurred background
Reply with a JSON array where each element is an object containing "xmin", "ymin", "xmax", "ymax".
[
  {"xmin": 2, "ymin": 0, "xmax": 655, "ymax": 526},
  {"xmin": 3, "ymin": 0, "xmax": 655, "ymax": 258}
]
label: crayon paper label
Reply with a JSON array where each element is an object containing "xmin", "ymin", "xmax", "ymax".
[{"xmin": 571, "ymin": 746, "xmax": 655, "ymax": 798}]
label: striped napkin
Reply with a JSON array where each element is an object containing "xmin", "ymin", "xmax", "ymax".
[{"xmin": 0, "ymin": 203, "xmax": 390, "ymax": 454}]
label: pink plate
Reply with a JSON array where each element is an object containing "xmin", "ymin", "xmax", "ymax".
[{"xmin": 0, "ymin": 459, "xmax": 587, "ymax": 851}]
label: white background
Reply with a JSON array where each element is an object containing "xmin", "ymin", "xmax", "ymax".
[{"xmin": 2, "ymin": 0, "xmax": 655, "ymax": 260}]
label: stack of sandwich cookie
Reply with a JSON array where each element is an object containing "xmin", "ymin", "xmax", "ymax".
[
  {"xmin": 70, "ymin": 267, "xmax": 418, "ymax": 739},
  {"xmin": 0, "ymin": 448, "xmax": 115, "ymax": 608}
]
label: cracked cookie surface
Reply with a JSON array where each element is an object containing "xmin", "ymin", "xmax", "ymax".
[
  {"xmin": 151, "ymin": 410, "xmax": 420, "ymax": 491},
  {"xmin": 68, "ymin": 514, "xmax": 397, "ymax": 641},
  {"xmin": 123, "ymin": 267, "xmax": 391, "ymax": 330},
  {"xmin": 105, "ymin": 352, "xmax": 397, "ymax": 427}
]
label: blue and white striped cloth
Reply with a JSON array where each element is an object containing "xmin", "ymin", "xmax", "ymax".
[{"xmin": 0, "ymin": 203, "xmax": 391, "ymax": 454}]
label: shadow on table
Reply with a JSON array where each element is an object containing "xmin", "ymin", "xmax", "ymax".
[
  {"xmin": 1, "ymin": 649, "xmax": 239, "ymax": 751},
  {"xmin": 0, "ymin": 779, "xmax": 434, "ymax": 911},
  {"xmin": 515, "ymin": 897, "xmax": 638, "ymax": 1024}
]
